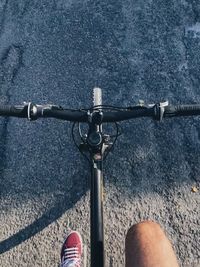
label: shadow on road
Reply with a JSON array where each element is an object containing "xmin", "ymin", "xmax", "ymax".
[{"xmin": 0, "ymin": 189, "xmax": 84, "ymax": 254}]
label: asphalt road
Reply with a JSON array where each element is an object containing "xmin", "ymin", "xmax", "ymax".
[{"xmin": 0, "ymin": 0, "xmax": 200, "ymax": 266}]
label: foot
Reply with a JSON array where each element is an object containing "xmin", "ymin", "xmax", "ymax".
[{"xmin": 60, "ymin": 231, "xmax": 82, "ymax": 267}]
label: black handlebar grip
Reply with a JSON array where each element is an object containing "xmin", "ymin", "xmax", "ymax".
[
  {"xmin": 164, "ymin": 105, "xmax": 200, "ymax": 117},
  {"xmin": 0, "ymin": 105, "xmax": 28, "ymax": 117}
]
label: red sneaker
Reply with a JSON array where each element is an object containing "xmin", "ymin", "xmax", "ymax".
[{"xmin": 60, "ymin": 231, "xmax": 83, "ymax": 267}]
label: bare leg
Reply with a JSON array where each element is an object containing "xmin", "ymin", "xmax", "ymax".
[{"xmin": 125, "ymin": 221, "xmax": 180, "ymax": 267}]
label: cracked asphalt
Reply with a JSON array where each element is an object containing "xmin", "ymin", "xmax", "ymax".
[{"xmin": 0, "ymin": 1, "xmax": 200, "ymax": 266}]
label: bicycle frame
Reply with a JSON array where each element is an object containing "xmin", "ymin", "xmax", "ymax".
[
  {"xmin": 86, "ymin": 110, "xmax": 106, "ymax": 267},
  {"xmin": 90, "ymin": 156, "xmax": 104, "ymax": 267},
  {"xmin": 1, "ymin": 88, "xmax": 200, "ymax": 266}
]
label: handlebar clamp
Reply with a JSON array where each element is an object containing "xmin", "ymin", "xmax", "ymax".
[
  {"xmin": 27, "ymin": 102, "xmax": 38, "ymax": 121},
  {"xmin": 87, "ymin": 110, "xmax": 103, "ymax": 125},
  {"xmin": 154, "ymin": 101, "xmax": 169, "ymax": 121}
]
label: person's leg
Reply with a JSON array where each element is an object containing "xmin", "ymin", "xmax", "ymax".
[{"xmin": 125, "ymin": 221, "xmax": 180, "ymax": 267}]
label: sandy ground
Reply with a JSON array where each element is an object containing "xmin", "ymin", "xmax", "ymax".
[{"xmin": 0, "ymin": 0, "xmax": 200, "ymax": 266}]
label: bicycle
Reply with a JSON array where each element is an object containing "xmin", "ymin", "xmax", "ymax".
[{"xmin": 0, "ymin": 87, "xmax": 200, "ymax": 267}]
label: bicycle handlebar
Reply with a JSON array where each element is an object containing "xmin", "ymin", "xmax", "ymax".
[{"xmin": 0, "ymin": 102, "xmax": 200, "ymax": 122}]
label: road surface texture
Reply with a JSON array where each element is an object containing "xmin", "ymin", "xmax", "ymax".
[{"xmin": 0, "ymin": 0, "xmax": 200, "ymax": 266}]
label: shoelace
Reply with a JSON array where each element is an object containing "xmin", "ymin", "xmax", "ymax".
[{"xmin": 61, "ymin": 247, "xmax": 80, "ymax": 267}]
